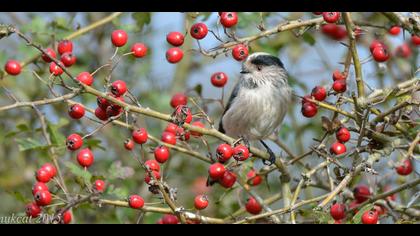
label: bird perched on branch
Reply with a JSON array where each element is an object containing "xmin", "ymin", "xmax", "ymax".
[{"xmin": 219, "ymin": 52, "xmax": 292, "ymax": 165}]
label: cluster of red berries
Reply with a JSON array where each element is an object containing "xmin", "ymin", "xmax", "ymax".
[
  {"xmin": 330, "ymin": 126, "xmax": 350, "ymax": 156},
  {"xmin": 157, "ymin": 214, "xmax": 179, "ymax": 224},
  {"xmin": 66, "ymin": 133, "xmax": 95, "ymax": 168},
  {"xmin": 314, "ymin": 12, "xmax": 347, "ymax": 41}
]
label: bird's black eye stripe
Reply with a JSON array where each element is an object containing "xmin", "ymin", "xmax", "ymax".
[{"xmin": 250, "ymin": 55, "xmax": 284, "ymax": 68}]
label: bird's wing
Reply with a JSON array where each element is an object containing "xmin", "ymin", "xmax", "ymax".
[{"xmin": 218, "ymin": 82, "xmax": 241, "ymax": 134}]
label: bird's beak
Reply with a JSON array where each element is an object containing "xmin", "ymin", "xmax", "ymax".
[{"xmin": 240, "ymin": 70, "xmax": 250, "ymax": 74}]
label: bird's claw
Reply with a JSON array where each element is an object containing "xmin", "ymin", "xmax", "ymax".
[{"xmin": 263, "ymin": 149, "xmax": 276, "ymax": 166}]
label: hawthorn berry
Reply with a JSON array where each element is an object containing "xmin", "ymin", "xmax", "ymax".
[
  {"xmin": 25, "ymin": 202, "xmax": 42, "ymax": 218},
  {"xmin": 111, "ymin": 29, "xmax": 128, "ymax": 47},
  {"xmin": 372, "ymin": 46, "xmax": 390, "ymax": 62},
  {"xmin": 353, "ymin": 184, "xmax": 371, "ymax": 203},
  {"xmin": 332, "ymin": 79, "xmax": 347, "ymax": 93},
  {"xmin": 161, "ymin": 214, "xmax": 179, "ymax": 224},
  {"xmin": 34, "ymin": 190, "xmax": 52, "ymax": 206},
  {"xmin": 321, "ymin": 23, "xmax": 338, "ymax": 36},
  {"xmin": 395, "ymin": 43, "xmax": 412, "ymax": 58},
  {"xmin": 62, "ymin": 211, "xmax": 72, "ymax": 224},
  {"xmin": 331, "ymin": 26, "xmax": 347, "ymax": 40},
  {"xmin": 211, "ymin": 72, "xmax": 228, "ymax": 88},
  {"xmin": 57, "ymin": 40, "xmax": 73, "ymax": 55},
  {"xmin": 330, "ymin": 142, "xmax": 346, "ymax": 155},
  {"xmin": 161, "ymin": 131, "xmax": 177, "ymax": 145},
  {"xmin": 144, "ymin": 170, "xmax": 161, "ymax": 184},
  {"xmin": 111, "ymin": 80, "xmax": 127, "ymax": 97},
  {"xmin": 361, "ymin": 210, "xmax": 378, "ymax": 224},
  {"xmin": 94, "ymin": 179, "xmax": 106, "ymax": 192},
  {"xmin": 245, "ymin": 197, "xmax": 262, "ymax": 215},
  {"xmin": 166, "ymin": 47, "xmax": 183, "ymax": 63},
  {"xmin": 41, "ymin": 48, "xmax": 57, "ymax": 63},
  {"xmin": 311, "ymin": 86, "xmax": 327, "ymax": 101},
  {"xmin": 36, "ymin": 168, "xmax": 51, "ymax": 183},
  {"xmin": 32, "ymin": 182, "xmax": 49, "ymax": 196},
  {"xmin": 106, "ymin": 105, "xmax": 122, "ymax": 117},
  {"xmin": 166, "ymin": 32, "xmax": 184, "ymax": 46},
  {"xmin": 131, "ymin": 43, "xmax": 147, "ymax": 58},
  {"xmin": 216, "ymin": 143, "xmax": 233, "ymax": 163},
  {"xmin": 170, "ymin": 93, "xmax": 188, "ymax": 108},
  {"xmin": 97, "ymin": 96, "xmax": 111, "ymax": 110},
  {"xmin": 301, "ymin": 95, "xmax": 315, "ymax": 106},
  {"xmin": 154, "ymin": 145, "xmax": 170, "ymax": 163},
  {"xmin": 388, "ymin": 26, "xmax": 401, "ymax": 36},
  {"xmin": 219, "ymin": 171, "xmax": 237, "ymax": 188},
  {"xmin": 332, "ymin": 69, "xmax": 347, "ymax": 81},
  {"xmin": 68, "ymin": 104, "xmax": 85, "ymax": 120},
  {"xmin": 336, "ymin": 127, "xmax": 351, "ymax": 143},
  {"xmin": 330, "ymin": 203, "xmax": 346, "ymax": 220},
  {"xmin": 128, "ymin": 195, "xmax": 144, "ymax": 209},
  {"xmin": 313, "ymin": 12, "xmax": 322, "ymax": 15},
  {"xmin": 60, "ymin": 52, "xmax": 77, "ymax": 67},
  {"xmin": 76, "ymin": 148, "xmax": 94, "ymax": 168},
  {"xmin": 323, "ymin": 12, "xmax": 340, "ymax": 23},
  {"xmin": 95, "ymin": 107, "xmax": 109, "ymax": 121},
  {"xmin": 232, "ymin": 44, "xmax": 249, "ymax": 61},
  {"xmin": 369, "ymin": 40, "xmax": 385, "ymax": 53},
  {"xmin": 144, "ymin": 159, "xmax": 160, "ymax": 172},
  {"xmin": 164, "ymin": 123, "xmax": 179, "ymax": 135},
  {"xmin": 41, "ymin": 163, "xmax": 57, "ymax": 179},
  {"xmin": 395, "ymin": 159, "xmax": 413, "ymax": 176},
  {"xmin": 76, "ymin": 72, "xmax": 94, "ymax": 86},
  {"xmin": 208, "ymin": 163, "xmax": 226, "ymax": 180},
  {"xmin": 301, "ymin": 102, "xmax": 318, "ymax": 118},
  {"xmin": 124, "ymin": 139, "xmax": 134, "ymax": 151},
  {"xmin": 411, "ymin": 35, "xmax": 420, "ymax": 45},
  {"xmin": 194, "ymin": 195, "xmax": 209, "ymax": 210},
  {"xmin": 233, "ymin": 144, "xmax": 250, "ymax": 161},
  {"xmin": 49, "ymin": 62, "xmax": 63, "ymax": 76},
  {"xmin": 190, "ymin": 121, "xmax": 205, "ymax": 137},
  {"xmin": 246, "ymin": 169, "xmax": 263, "ymax": 186},
  {"xmin": 220, "ymin": 12, "xmax": 238, "ymax": 28},
  {"xmin": 132, "ymin": 128, "xmax": 148, "ymax": 144},
  {"xmin": 190, "ymin": 22, "xmax": 208, "ymax": 40},
  {"xmin": 174, "ymin": 105, "xmax": 193, "ymax": 124}
]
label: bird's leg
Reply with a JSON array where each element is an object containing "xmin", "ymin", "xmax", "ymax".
[{"xmin": 260, "ymin": 140, "xmax": 276, "ymax": 166}]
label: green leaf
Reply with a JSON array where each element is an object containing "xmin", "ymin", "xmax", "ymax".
[
  {"xmin": 84, "ymin": 138, "xmax": 106, "ymax": 151},
  {"xmin": 47, "ymin": 122, "xmax": 66, "ymax": 147},
  {"xmin": 107, "ymin": 185, "xmax": 128, "ymax": 199},
  {"xmin": 4, "ymin": 123, "xmax": 30, "ymax": 138},
  {"xmin": 50, "ymin": 17, "xmax": 70, "ymax": 31},
  {"xmin": 352, "ymin": 204, "xmax": 374, "ymax": 224},
  {"xmin": 8, "ymin": 191, "xmax": 28, "ymax": 203},
  {"xmin": 311, "ymin": 208, "xmax": 332, "ymax": 224},
  {"xmin": 302, "ymin": 32, "xmax": 316, "ymax": 46},
  {"xmin": 65, "ymin": 162, "xmax": 92, "ymax": 184},
  {"xmin": 193, "ymin": 84, "xmax": 203, "ymax": 96},
  {"xmin": 132, "ymin": 13, "xmax": 151, "ymax": 32},
  {"xmin": 16, "ymin": 138, "xmax": 49, "ymax": 151}
]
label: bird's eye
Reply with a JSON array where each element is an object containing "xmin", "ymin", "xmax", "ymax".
[{"xmin": 257, "ymin": 65, "xmax": 262, "ymax": 71}]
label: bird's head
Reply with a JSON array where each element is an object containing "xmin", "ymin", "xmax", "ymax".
[{"xmin": 240, "ymin": 52, "xmax": 287, "ymax": 86}]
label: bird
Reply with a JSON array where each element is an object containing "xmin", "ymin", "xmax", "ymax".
[{"xmin": 219, "ymin": 52, "xmax": 292, "ymax": 166}]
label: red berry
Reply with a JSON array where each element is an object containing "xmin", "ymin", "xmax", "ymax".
[
  {"xmin": 311, "ymin": 86, "xmax": 327, "ymax": 101},
  {"xmin": 49, "ymin": 62, "xmax": 63, "ymax": 76},
  {"xmin": 411, "ymin": 35, "xmax": 420, "ymax": 45},
  {"xmin": 170, "ymin": 93, "xmax": 188, "ymax": 108},
  {"xmin": 332, "ymin": 69, "xmax": 347, "ymax": 81},
  {"xmin": 190, "ymin": 23, "xmax": 208, "ymax": 40},
  {"xmin": 66, "ymin": 133, "xmax": 83, "ymax": 151},
  {"xmin": 34, "ymin": 190, "xmax": 52, "ymax": 206},
  {"xmin": 128, "ymin": 195, "xmax": 144, "ymax": 209},
  {"xmin": 330, "ymin": 142, "xmax": 346, "ymax": 155},
  {"xmin": 166, "ymin": 32, "xmax": 184, "ymax": 46},
  {"xmin": 106, "ymin": 105, "xmax": 122, "ymax": 118},
  {"xmin": 132, "ymin": 128, "xmax": 148, "ymax": 144},
  {"xmin": 301, "ymin": 94, "xmax": 315, "ymax": 106},
  {"xmin": 369, "ymin": 40, "xmax": 385, "ymax": 53},
  {"xmin": 131, "ymin": 43, "xmax": 147, "ymax": 58},
  {"xmin": 68, "ymin": 103, "xmax": 85, "ymax": 120},
  {"xmin": 395, "ymin": 159, "xmax": 413, "ymax": 176},
  {"xmin": 301, "ymin": 102, "xmax": 318, "ymax": 118},
  {"xmin": 232, "ymin": 44, "xmax": 249, "ymax": 61},
  {"xmin": 111, "ymin": 30, "xmax": 128, "ymax": 47},
  {"xmin": 60, "ymin": 52, "xmax": 77, "ymax": 67},
  {"xmin": 154, "ymin": 145, "xmax": 170, "ymax": 163},
  {"xmin": 41, "ymin": 163, "xmax": 57, "ymax": 179},
  {"xmin": 145, "ymin": 159, "xmax": 161, "ymax": 172},
  {"xmin": 388, "ymin": 26, "xmax": 401, "ymax": 35},
  {"xmin": 208, "ymin": 163, "xmax": 226, "ymax": 180},
  {"xmin": 25, "ymin": 202, "xmax": 42, "ymax": 218},
  {"xmin": 349, "ymin": 200, "xmax": 360, "ymax": 214},
  {"xmin": 190, "ymin": 121, "xmax": 205, "ymax": 137},
  {"xmin": 57, "ymin": 40, "xmax": 73, "ymax": 55},
  {"xmin": 233, "ymin": 144, "xmax": 250, "ymax": 161},
  {"xmin": 94, "ymin": 179, "xmax": 106, "ymax": 192},
  {"xmin": 36, "ymin": 168, "xmax": 51, "ymax": 183},
  {"xmin": 354, "ymin": 26, "xmax": 363, "ymax": 39},
  {"xmin": 211, "ymin": 72, "xmax": 228, "ymax": 87},
  {"xmin": 361, "ymin": 210, "xmax": 378, "ymax": 224},
  {"xmin": 166, "ymin": 47, "xmax": 184, "ymax": 63},
  {"xmin": 353, "ymin": 184, "xmax": 371, "ymax": 203},
  {"xmin": 174, "ymin": 105, "xmax": 193, "ymax": 124},
  {"xmin": 336, "ymin": 127, "xmax": 351, "ymax": 143},
  {"xmin": 331, "ymin": 26, "xmax": 347, "ymax": 40},
  {"xmin": 321, "ymin": 23, "xmax": 338, "ymax": 36},
  {"xmin": 395, "ymin": 43, "xmax": 412, "ymax": 58},
  {"xmin": 111, "ymin": 80, "xmax": 127, "ymax": 97},
  {"xmin": 332, "ymin": 79, "xmax": 347, "ymax": 93},
  {"xmin": 161, "ymin": 131, "xmax": 177, "ymax": 145},
  {"xmin": 245, "ymin": 197, "xmax": 262, "ymax": 215},
  {"xmin": 41, "ymin": 48, "xmax": 57, "ymax": 63},
  {"xmin": 97, "ymin": 96, "xmax": 111, "ymax": 110},
  {"xmin": 77, "ymin": 148, "xmax": 94, "ymax": 168},
  {"xmin": 32, "ymin": 182, "xmax": 49, "ymax": 196},
  {"xmin": 323, "ymin": 12, "xmax": 340, "ymax": 23},
  {"xmin": 246, "ymin": 169, "xmax": 263, "ymax": 186},
  {"xmin": 144, "ymin": 170, "xmax": 161, "ymax": 184},
  {"xmin": 216, "ymin": 143, "xmax": 233, "ymax": 163},
  {"xmin": 124, "ymin": 139, "xmax": 134, "ymax": 151},
  {"xmin": 62, "ymin": 211, "xmax": 72, "ymax": 224},
  {"xmin": 95, "ymin": 107, "xmax": 109, "ymax": 121},
  {"xmin": 108, "ymin": 95, "xmax": 125, "ymax": 111},
  {"xmin": 76, "ymin": 72, "xmax": 94, "ymax": 86},
  {"xmin": 161, "ymin": 214, "xmax": 179, "ymax": 224},
  {"xmin": 165, "ymin": 123, "xmax": 179, "ymax": 135},
  {"xmin": 219, "ymin": 171, "xmax": 236, "ymax": 188},
  {"xmin": 372, "ymin": 46, "xmax": 390, "ymax": 62},
  {"xmin": 330, "ymin": 203, "xmax": 346, "ymax": 220},
  {"xmin": 220, "ymin": 12, "xmax": 238, "ymax": 28},
  {"xmin": 313, "ymin": 12, "xmax": 322, "ymax": 15},
  {"xmin": 194, "ymin": 195, "xmax": 209, "ymax": 210}
]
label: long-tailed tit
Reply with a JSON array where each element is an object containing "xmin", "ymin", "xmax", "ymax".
[{"xmin": 219, "ymin": 52, "xmax": 292, "ymax": 165}]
